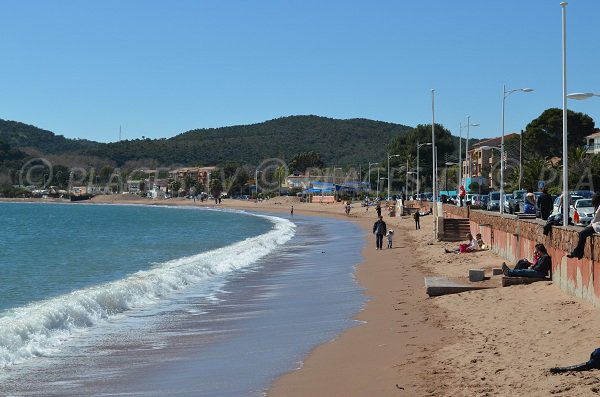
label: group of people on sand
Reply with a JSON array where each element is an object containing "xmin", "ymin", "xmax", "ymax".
[
  {"xmin": 445, "ymin": 232, "xmax": 552, "ymax": 279},
  {"xmin": 370, "ymin": 191, "xmax": 600, "ymax": 272},
  {"xmin": 442, "ymin": 191, "xmax": 600, "ymax": 280},
  {"xmin": 372, "ymin": 215, "xmax": 394, "ymax": 250},
  {"xmin": 444, "ymin": 233, "xmax": 486, "ymax": 254}
]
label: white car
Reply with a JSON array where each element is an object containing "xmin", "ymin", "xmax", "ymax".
[
  {"xmin": 552, "ymin": 193, "xmax": 583, "ymax": 217},
  {"xmin": 572, "ymin": 199, "xmax": 595, "ymax": 226}
]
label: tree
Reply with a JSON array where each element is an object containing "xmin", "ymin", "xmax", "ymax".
[
  {"xmin": 213, "ymin": 162, "xmax": 249, "ymax": 196},
  {"xmin": 183, "ymin": 175, "xmax": 197, "ymax": 194},
  {"xmin": 209, "ymin": 177, "xmax": 223, "ymax": 198},
  {"xmin": 273, "ymin": 164, "xmax": 288, "ymax": 195},
  {"xmin": 387, "ymin": 123, "xmax": 454, "ymax": 192},
  {"xmin": 288, "ymin": 151, "xmax": 324, "ymax": 173},
  {"xmin": 171, "ymin": 180, "xmax": 181, "ymax": 197},
  {"xmin": 523, "ymin": 108, "xmax": 595, "ymax": 159}
]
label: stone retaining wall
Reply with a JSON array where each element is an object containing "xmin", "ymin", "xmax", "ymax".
[{"xmin": 438, "ymin": 203, "xmax": 600, "ymax": 307}]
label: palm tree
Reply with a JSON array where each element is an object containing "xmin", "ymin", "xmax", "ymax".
[{"xmin": 273, "ymin": 164, "xmax": 288, "ymax": 196}]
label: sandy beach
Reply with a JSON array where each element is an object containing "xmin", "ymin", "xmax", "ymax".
[
  {"xmin": 216, "ymin": 197, "xmax": 600, "ymax": 396},
  {"xmin": 12, "ymin": 195, "xmax": 600, "ymax": 396}
]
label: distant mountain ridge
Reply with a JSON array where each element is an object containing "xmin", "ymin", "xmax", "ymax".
[
  {"xmin": 0, "ymin": 115, "xmax": 414, "ymax": 167},
  {"xmin": 0, "ymin": 119, "xmax": 99, "ymax": 154}
]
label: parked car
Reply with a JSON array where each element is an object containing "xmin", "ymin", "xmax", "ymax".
[
  {"xmin": 465, "ymin": 193, "xmax": 476, "ymax": 206},
  {"xmin": 506, "ymin": 189, "xmax": 527, "ymax": 214},
  {"xmin": 552, "ymin": 193, "xmax": 584, "ymax": 216},
  {"xmin": 503, "ymin": 193, "xmax": 514, "ymax": 214},
  {"xmin": 478, "ymin": 195, "xmax": 489, "ymax": 209},
  {"xmin": 470, "ymin": 194, "xmax": 483, "ymax": 208},
  {"xmin": 572, "ymin": 190, "xmax": 594, "ymax": 199},
  {"xmin": 487, "ymin": 192, "xmax": 501, "ymax": 211},
  {"xmin": 572, "ymin": 198, "xmax": 595, "ymax": 226}
]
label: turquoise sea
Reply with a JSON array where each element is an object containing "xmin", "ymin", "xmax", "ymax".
[{"xmin": 0, "ymin": 202, "xmax": 365, "ymax": 396}]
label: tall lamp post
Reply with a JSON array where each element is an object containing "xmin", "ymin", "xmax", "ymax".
[
  {"xmin": 567, "ymin": 91, "xmax": 600, "ymax": 222},
  {"xmin": 254, "ymin": 169, "xmax": 262, "ymax": 198},
  {"xmin": 387, "ymin": 153, "xmax": 400, "ymax": 200},
  {"xmin": 406, "ymin": 171, "xmax": 416, "ymax": 198},
  {"xmin": 416, "ymin": 142, "xmax": 432, "ymax": 199},
  {"xmin": 368, "ymin": 162, "xmax": 379, "ymax": 198},
  {"xmin": 431, "ymin": 89, "xmax": 438, "ymax": 240},
  {"xmin": 460, "ymin": 119, "xmax": 479, "ymax": 189},
  {"xmin": 444, "ymin": 162, "xmax": 458, "ymax": 192},
  {"xmin": 561, "ymin": 1, "xmax": 568, "ymax": 227},
  {"xmin": 376, "ymin": 167, "xmax": 381, "ymax": 198},
  {"xmin": 501, "ymin": 85, "xmax": 534, "ymax": 214},
  {"xmin": 379, "ymin": 177, "xmax": 387, "ymax": 199}
]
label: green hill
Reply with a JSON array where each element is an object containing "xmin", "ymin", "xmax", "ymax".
[
  {"xmin": 0, "ymin": 119, "xmax": 99, "ymax": 154},
  {"xmin": 0, "ymin": 115, "xmax": 412, "ymax": 167}
]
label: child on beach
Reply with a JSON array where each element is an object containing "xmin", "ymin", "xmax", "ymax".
[
  {"xmin": 386, "ymin": 229, "xmax": 394, "ymax": 248},
  {"xmin": 445, "ymin": 233, "xmax": 478, "ymax": 253}
]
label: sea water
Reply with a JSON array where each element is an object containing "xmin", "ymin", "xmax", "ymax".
[{"xmin": 0, "ymin": 202, "xmax": 365, "ymax": 396}]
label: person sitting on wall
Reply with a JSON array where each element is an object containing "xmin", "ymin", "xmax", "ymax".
[
  {"xmin": 567, "ymin": 192, "xmax": 600, "ymax": 260},
  {"xmin": 502, "ymin": 243, "xmax": 551, "ymax": 278}
]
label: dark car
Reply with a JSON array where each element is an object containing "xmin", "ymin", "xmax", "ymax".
[
  {"xmin": 479, "ymin": 195, "xmax": 489, "ymax": 209},
  {"xmin": 506, "ymin": 189, "xmax": 527, "ymax": 214},
  {"xmin": 487, "ymin": 192, "xmax": 501, "ymax": 211}
]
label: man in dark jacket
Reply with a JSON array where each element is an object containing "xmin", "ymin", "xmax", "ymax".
[
  {"xmin": 502, "ymin": 243, "xmax": 551, "ymax": 278},
  {"xmin": 372, "ymin": 216, "xmax": 387, "ymax": 250},
  {"xmin": 538, "ymin": 188, "xmax": 554, "ymax": 220}
]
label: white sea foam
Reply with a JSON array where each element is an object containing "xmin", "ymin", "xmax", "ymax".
[{"xmin": 0, "ymin": 213, "xmax": 295, "ymax": 368}]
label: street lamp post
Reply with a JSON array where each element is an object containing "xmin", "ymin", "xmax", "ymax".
[
  {"xmin": 460, "ymin": 118, "xmax": 479, "ymax": 189},
  {"xmin": 379, "ymin": 177, "xmax": 387, "ymax": 198},
  {"xmin": 417, "ymin": 142, "xmax": 432, "ymax": 199},
  {"xmin": 387, "ymin": 153, "xmax": 400, "ymax": 200},
  {"xmin": 255, "ymin": 169, "xmax": 262, "ymax": 198},
  {"xmin": 376, "ymin": 167, "xmax": 381, "ymax": 198},
  {"xmin": 406, "ymin": 171, "xmax": 416, "ymax": 199},
  {"xmin": 566, "ymin": 91, "xmax": 600, "ymax": 223},
  {"xmin": 501, "ymin": 84, "xmax": 534, "ymax": 214},
  {"xmin": 444, "ymin": 162, "xmax": 458, "ymax": 192},
  {"xmin": 561, "ymin": 1, "xmax": 569, "ymax": 226},
  {"xmin": 432, "ymin": 89, "xmax": 438, "ymax": 240},
  {"xmin": 368, "ymin": 162, "xmax": 379, "ymax": 198}
]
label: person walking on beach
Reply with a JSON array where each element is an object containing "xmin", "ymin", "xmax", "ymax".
[
  {"xmin": 386, "ymin": 229, "xmax": 394, "ymax": 248},
  {"xmin": 290, "ymin": 205, "xmax": 294, "ymax": 216},
  {"xmin": 372, "ymin": 216, "xmax": 387, "ymax": 250},
  {"xmin": 413, "ymin": 210, "xmax": 421, "ymax": 229}
]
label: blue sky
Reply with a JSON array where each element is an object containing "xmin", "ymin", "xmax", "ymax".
[{"xmin": 0, "ymin": 0, "xmax": 598, "ymax": 143}]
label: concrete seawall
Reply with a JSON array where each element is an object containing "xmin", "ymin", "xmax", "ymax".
[{"xmin": 415, "ymin": 202, "xmax": 600, "ymax": 307}]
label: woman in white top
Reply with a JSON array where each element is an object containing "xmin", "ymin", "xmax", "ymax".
[{"xmin": 445, "ymin": 233, "xmax": 478, "ymax": 253}]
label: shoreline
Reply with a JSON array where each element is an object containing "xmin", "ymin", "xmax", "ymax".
[{"xmin": 6, "ymin": 196, "xmax": 600, "ymax": 395}]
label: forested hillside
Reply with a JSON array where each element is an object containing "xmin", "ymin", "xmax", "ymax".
[{"xmin": 1, "ymin": 115, "xmax": 413, "ymax": 167}]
